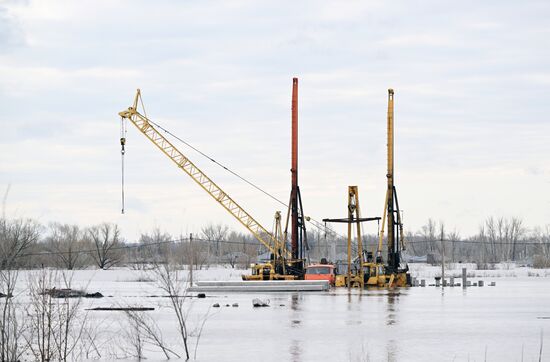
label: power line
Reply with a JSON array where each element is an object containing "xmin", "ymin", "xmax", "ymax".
[
  {"xmin": 16, "ymin": 237, "xmax": 265, "ymax": 259},
  {"xmin": 16, "ymin": 236, "xmax": 550, "ymax": 259},
  {"xmin": 405, "ymin": 239, "xmax": 550, "ymax": 246}
]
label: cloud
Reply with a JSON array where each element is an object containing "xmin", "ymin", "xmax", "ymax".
[
  {"xmin": 0, "ymin": 2, "xmax": 25, "ymax": 52},
  {"xmin": 1, "ymin": 0, "xmax": 549, "ymax": 240}
]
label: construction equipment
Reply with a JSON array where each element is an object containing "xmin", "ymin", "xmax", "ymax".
[
  {"xmin": 284, "ymin": 77, "xmax": 307, "ymax": 275},
  {"xmin": 373, "ymin": 88, "xmax": 410, "ymax": 287},
  {"xmin": 323, "ymin": 186, "xmax": 381, "ymax": 287},
  {"xmin": 118, "ymin": 89, "xmax": 302, "ymax": 280},
  {"xmin": 323, "ymin": 89, "xmax": 411, "ymax": 288},
  {"xmin": 304, "ymin": 263, "xmax": 336, "ymax": 286},
  {"xmin": 245, "ymin": 78, "xmax": 308, "ymax": 279}
]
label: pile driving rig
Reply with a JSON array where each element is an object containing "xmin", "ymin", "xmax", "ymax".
[
  {"xmin": 323, "ymin": 89, "xmax": 411, "ymax": 288},
  {"xmin": 372, "ymin": 88, "xmax": 410, "ymax": 287},
  {"xmin": 323, "ymin": 186, "xmax": 381, "ymax": 288},
  {"xmin": 250, "ymin": 77, "xmax": 308, "ymax": 280},
  {"xmin": 286, "ymin": 77, "xmax": 308, "ymax": 274}
]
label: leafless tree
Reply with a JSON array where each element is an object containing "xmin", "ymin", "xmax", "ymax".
[
  {"xmin": 0, "ymin": 216, "xmax": 40, "ymax": 361},
  {"xmin": 419, "ymin": 218, "xmax": 437, "ymax": 255},
  {"xmin": 25, "ymin": 270, "xmax": 88, "ymax": 362},
  {"xmin": 532, "ymin": 225, "xmax": 550, "ymax": 268},
  {"xmin": 0, "ymin": 217, "xmax": 41, "ymax": 268},
  {"xmin": 120, "ymin": 314, "xmax": 144, "ymax": 360},
  {"xmin": 507, "ymin": 217, "xmax": 525, "ymax": 261},
  {"xmin": 447, "ymin": 229, "xmax": 461, "ymax": 263},
  {"xmin": 0, "ymin": 268, "xmax": 25, "ymax": 362},
  {"xmin": 201, "ymin": 223, "xmax": 229, "ymax": 262},
  {"xmin": 139, "ymin": 227, "xmax": 173, "ymax": 263},
  {"xmin": 45, "ymin": 223, "xmax": 84, "ymax": 270},
  {"xmin": 478, "ymin": 217, "xmax": 526, "ymax": 262},
  {"xmin": 123, "ymin": 309, "xmax": 180, "ymax": 360},
  {"xmin": 186, "ymin": 238, "xmax": 210, "ymax": 270},
  {"xmin": 88, "ymin": 223, "xmax": 122, "ymax": 269},
  {"xmin": 534, "ymin": 225, "xmax": 550, "ymax": 257},
  {"xmin": 153, "ymin": 262, "xmax": 191, "ymax": 360}
]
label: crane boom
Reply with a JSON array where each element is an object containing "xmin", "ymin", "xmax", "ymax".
[{"xmin": 119, "ymin": 89, "xmax": 289, "ymax": 258}]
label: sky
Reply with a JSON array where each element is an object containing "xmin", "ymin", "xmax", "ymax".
[{"xmin": 1, "ymin": 0, "xmax": 549, "ymax": 242}]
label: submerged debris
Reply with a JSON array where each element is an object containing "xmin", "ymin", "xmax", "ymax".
[
  {"xmin": 43, "ymin": 288, "xmax": 104, "ymax": 298},
  {"xmin": 252, "ymin": 298, "xmax": 270, "ymax": 307}
]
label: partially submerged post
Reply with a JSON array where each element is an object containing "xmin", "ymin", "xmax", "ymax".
[{"xmin": 462, "ymin": 267, "xmax": 467, "ymax": 288}]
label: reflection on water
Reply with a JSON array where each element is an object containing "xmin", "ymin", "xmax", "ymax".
[
  {"xmin": 290, "ymin": 293, "xmax": 302, "ymax": 361},
  {"xmin": 386, "ymin": 291, "xmax": 400, "ymax": 361},
  {"xmin": 386, "ymin": 290, "xmax": 399, "ymax": 326},
  {"xmin": 290, "ymin": 293, "xmax": 301, "ymax": 311},
  {"xmin": 289, "ymin": 339, "xmax": 302, "ymax": 362},
  {"xmin": 386, "ymin": 341, "xmax": 397, "ymax": 362}
]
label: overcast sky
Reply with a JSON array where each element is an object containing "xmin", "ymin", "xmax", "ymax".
[{"xmin": 1, "ymin": 0, "xmax": 549, "ymax": 241}]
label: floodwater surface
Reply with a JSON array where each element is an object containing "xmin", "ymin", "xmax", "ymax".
[{"xmin": 15, "ymin": 268, "xmax": 550, "ymax": 361}]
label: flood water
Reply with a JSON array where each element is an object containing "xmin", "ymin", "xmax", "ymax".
[
  {"xmin": 14, "ymin": 269, "xmax": 550, "ymax": 361},
  {"xmin": 192, "ymin": 278, "xmax": 549, "ymax": 361}
]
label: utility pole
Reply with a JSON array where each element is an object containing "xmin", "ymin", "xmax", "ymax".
[
  {"xmin": 440, "ymin": 229, "xmax": 445, "ymax": 285},
  {"xmin": 189, "ymin": 233, "xmax": 193, "ymax": 285}
]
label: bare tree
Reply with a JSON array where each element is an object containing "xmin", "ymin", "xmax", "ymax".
[
  {"xmin": 419, "ymin": 218, "xmax": 437, "ymax": 255},
  {"xmin": 138, "ymin": 227, "xmax": 173, "ymax": 263},
  {"xmin": 87, "ymin": 223, "xmax": 122, "ymax": 269},
  {"xmin": 508, "ymin": 217, "xmax": 525, "ymax": 261},
  {"xmin": 119, "ymin": 314, "xmax": 144, "ymax": 360},
  {"xmin": 447, "ymin": 229, "xmax": 461, "ymax": 263},
  {"xmin": 0, "ymin": 217, "xmax": 41, "ymax": 268},
  {"xmin": 201, "ymin": 223, "xmax": 229, "ymax": 262},
  {"xmin": 153, "ymin": 262, "xmax": 191, "ymax": 360},
  {"xmin": 0, "ymin": 268, "xmax": 25, "ymax": 362},
  {"xmin": 25, "ymin": 270, "xmax": 89, "ymax": 362},
  {"xmin": 123, "ymin": 309, "xmax": 180, "ymax": 360},
  {"xmin": 533, "ymin": 225, "xmax": 550, "ymax": 268},
  {"xmin": 45, "ymin": 223, "xmax": 84, "ymax": 270},
  {"xmin": 0, "ymin": 217, "xmax": 40, "ymax": 361}
]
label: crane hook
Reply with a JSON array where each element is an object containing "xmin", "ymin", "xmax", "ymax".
[{"xmin": 120, "ymin": 117, "xmax": 127, "ymax": 214}]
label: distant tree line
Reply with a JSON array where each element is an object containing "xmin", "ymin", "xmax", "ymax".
[
  {"xmin": 1, "ymin": 215, "xmax": 549, "ymax": 271},
  {"xmin": 0, "ymin": 217, "xmax": 264, "ymax": 270}
]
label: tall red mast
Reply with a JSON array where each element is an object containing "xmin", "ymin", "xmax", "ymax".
[{"xmin": 291, "ymin": 77, "xmax": 299, "ymax": 259}]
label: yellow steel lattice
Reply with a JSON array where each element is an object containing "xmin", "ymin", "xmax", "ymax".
[{"xmin": 119, "ymin": 90, "xmax": 289, "ymax": 258}]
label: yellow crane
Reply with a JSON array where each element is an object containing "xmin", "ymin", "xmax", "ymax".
[{"xmin": 118, "ymin": 89, "xmax": 299, "ymax": 280}]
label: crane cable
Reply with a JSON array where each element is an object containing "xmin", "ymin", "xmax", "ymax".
[
  {"xmin": 120, "ymin": 117, "xmax": 127, "ymax": 214},
  {"xmin": 148, "ymin": 118, "xmax": 346, "ymax": 239},
  {"xmin": 128, "ymin": 93, "xmax": 346, "ymax": 240}
]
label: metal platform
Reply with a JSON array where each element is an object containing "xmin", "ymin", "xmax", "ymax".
[{"xmin": 188, "ymin": 280, "xmax": 330, "ymax": 293}]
